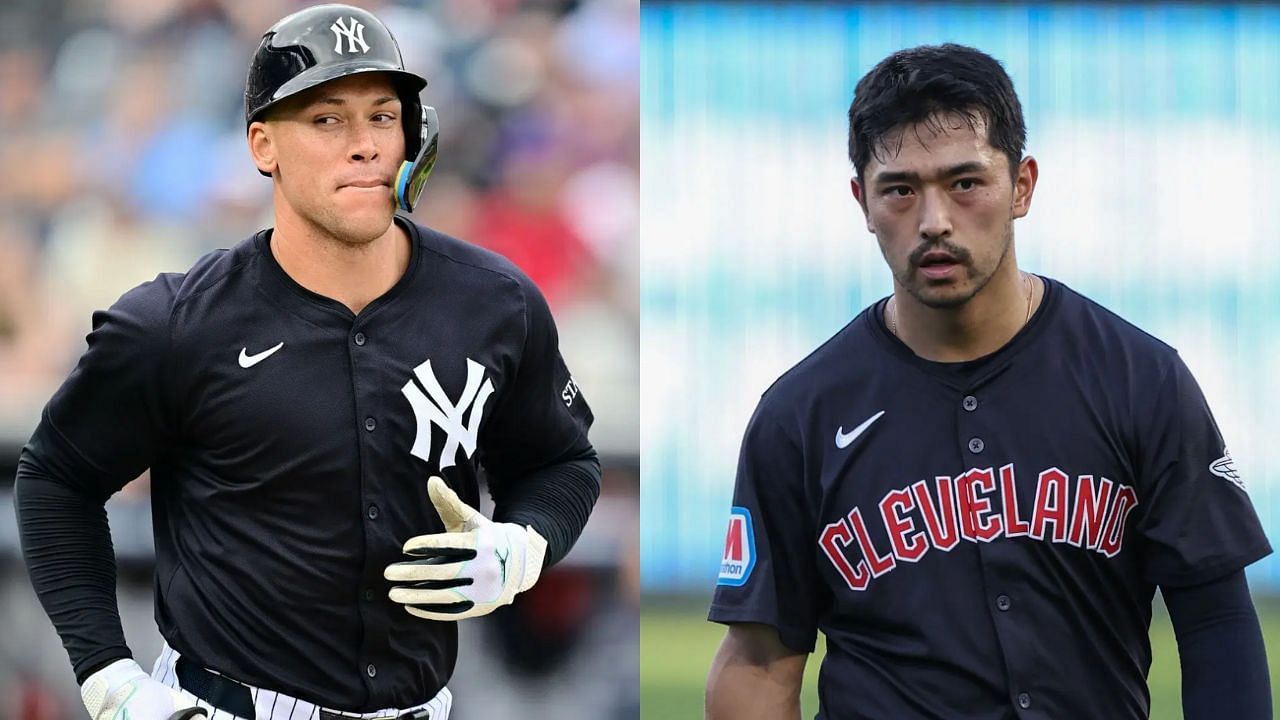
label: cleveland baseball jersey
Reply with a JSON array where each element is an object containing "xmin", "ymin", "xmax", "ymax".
[
  {"xmin": 30, "ymin": 216, "xmax": 593, "ymax": 711},
  {"xmin": 709, "ymin": 276, "xmax": 1270, "ymax": 719}
]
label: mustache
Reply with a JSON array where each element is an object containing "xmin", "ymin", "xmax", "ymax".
[{"xmin": 909, "ymin": 240, "xmax": 972, "ymax": 267}]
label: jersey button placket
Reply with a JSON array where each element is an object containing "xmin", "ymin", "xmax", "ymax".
[{"xmin": 350, "ymin": 328, "xmax": 388, "ymax": 675}]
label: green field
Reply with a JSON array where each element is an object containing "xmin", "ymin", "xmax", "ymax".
[{"xmin": 641, "ymin": 595, "xmax": 1280, "ymax": 719}]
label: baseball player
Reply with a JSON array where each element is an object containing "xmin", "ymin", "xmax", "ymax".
[
  {"xmin": 15, "ymin": 5, "xmax": 599, "ymax": 720},
  {"xmin": 705, "ymin": 44, "xmax": 1271, "ymax": 719}
]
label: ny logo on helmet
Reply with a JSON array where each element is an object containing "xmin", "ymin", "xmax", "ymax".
[
  {"xmin": 401, "ymin": 358, "xmax": 495, "ymax": 470},
  {"xmin": 330, "ymin": 17, "xmax": 370, "ymax": 55}
]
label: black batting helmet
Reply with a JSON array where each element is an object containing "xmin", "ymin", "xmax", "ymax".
[{"xmin": 244, "ymin": 3, "xmax": 438, "ymax": 211}]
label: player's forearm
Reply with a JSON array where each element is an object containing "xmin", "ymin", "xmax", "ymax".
[
  {"xmin": 14, "ymin": 446, "xmax": 132, "ymax": 682},
  {"xmin": 705, "ymin": 652, "xmax": 803, "ymax": 720},
  {"xmin": 1166, "ymin": 570, "xmax": 1272, "ymax": 720},
  {"xmin": 490, "ymin": 445, "xmax": 601, "ymax": 568},
  {"xmin": 705, "ymin": 625, "xmax": 806, "ymax": 720}
]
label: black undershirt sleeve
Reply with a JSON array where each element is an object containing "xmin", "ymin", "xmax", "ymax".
[
  {"xmin": 15, "ymin": 278, "xmax": 177, "ymax": 684},
  {"xmin": 489, "ymin": 444, "xmax": 601, "ymax": 569},
  {"xmin": 1163, "ymin": 569, "xmax": 1271, "ymax": 720},
  {"xmin": 14, "ymin": 421, "xmax": 134, "ymax": 684}
]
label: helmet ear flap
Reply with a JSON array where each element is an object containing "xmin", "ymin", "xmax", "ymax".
[
  {"xmin": 395, "ymin": 105, "xmax": 439, "ymax": 213},
  {"xmin": 400, "ymin": 89, "xmax": 424, "ymax": 159}
]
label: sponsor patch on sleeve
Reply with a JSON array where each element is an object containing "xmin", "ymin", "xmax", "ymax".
[{"xmin": 717, "ymin": 506, "xmax": 756, "ymax": 586}]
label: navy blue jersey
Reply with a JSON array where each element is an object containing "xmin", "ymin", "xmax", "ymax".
[
  {"xmin": 709, "ymin": 277, "xmax": 1269, "ymax": 720},
  {"xmin": 32, "ymin": 217, "xmax": 593, "ymax": 710}
]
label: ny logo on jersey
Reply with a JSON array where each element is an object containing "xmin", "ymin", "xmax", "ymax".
[
  {"xmin": 330, "ymin": 17, "xmax": 370, "ymax": 55},
  {"xmin": 402, "ymin": 358, "xmax": 495, "ymax": 469}
]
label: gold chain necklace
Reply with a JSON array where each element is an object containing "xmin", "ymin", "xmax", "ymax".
[{"xmin": 889, "ymin": 273, "xmax": 1033, "ymax": 338}]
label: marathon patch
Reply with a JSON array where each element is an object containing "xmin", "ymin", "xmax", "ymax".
[{"xmin": 717, "ymin": 506, "xmax": 756, "ymax": 586}]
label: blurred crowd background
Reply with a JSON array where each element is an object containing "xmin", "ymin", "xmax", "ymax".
[
  {"xmin": 640, "ymin": 2, "xmax": 1280, "ymax": 716},
  {"xmin": 0, "ymin": 0, "xmax": 638, "ymax": 718}
]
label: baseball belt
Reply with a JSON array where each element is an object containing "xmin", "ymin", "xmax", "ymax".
[{"xmin": 175, "ymin": 657, "xmax": 432, "ymax": 720}]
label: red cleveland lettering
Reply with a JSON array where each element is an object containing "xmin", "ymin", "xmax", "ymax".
[
  {"xmin": 1067, "ymin": 475, "xmax": 1114, "ymax": 550},
  {"xmin": 880, "ymin": 488, "xmax": 927, "ymax": 562},
  {"xmin": 820, "ymin": 518, "xmax": 869, "ymax": 590},
  {"xmin": 999, "ymin": 463, "xmax": 1030, "ymax": 537},
  {"xmin": 962, "ymin": 468, "xmax": 1003, "ymax": 542},
  {"xmin": 1097, "ymin": 485, "xmax": 1139, "ymax": 557},
  {"xmin": 818, "ymin": 465, "xmax": 1139, "ymax": 591},
  {"xmin": 913, "ymin": 477, "xmax": 961, "ymax": 551},
  {"xmin": 1030, "ymin": 467, "xmax": 1069, "ymax": 542},
  {"xmin": 849, "ymin": 507, "xmax": 896, "ymax": 577},
  {"xmin": 955, "ymin": 472, "xmax": 976, "ymax": 542}
]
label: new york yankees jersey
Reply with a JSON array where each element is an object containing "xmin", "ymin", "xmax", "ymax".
[
  {"xmin": 710, "ymin": 277, "xmax": 1270, "ymax": 720},
  {"xmin": 32, "ymin": 216, "xmax": 593, "ymax": 711}
]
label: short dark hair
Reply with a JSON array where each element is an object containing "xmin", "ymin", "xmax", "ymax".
[{"xmin": 847, "ymin": 44, "xmax": 1026, "ymax": 182}]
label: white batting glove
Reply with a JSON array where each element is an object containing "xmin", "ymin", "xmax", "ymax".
[
  {"xmin": 80, "ymin": 658, "xmax": 204, "ymax": 720},
  {"xmin": 385, "ymin": 476, "xmax": 547, "ymax": 621}
]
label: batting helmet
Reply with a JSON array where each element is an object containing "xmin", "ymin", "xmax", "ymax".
[{"xmin": 244, "ymin": 3, "xmax": 438, "ymax": 211}]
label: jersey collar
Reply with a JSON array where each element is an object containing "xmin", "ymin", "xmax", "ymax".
[
  {"xmin": 251, "ymin": 215, "xmax": 423, "ymax": 329},
  {"xmin": 867, "ymin": 275, "xmax": 1060, "ymax": 391}
]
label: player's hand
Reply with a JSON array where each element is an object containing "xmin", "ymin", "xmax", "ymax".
[
  {"xmin": 385, "ymin": 476, "xmax": 547, "ymax": 621},
  {"xmin": 80, "ymin": 658, "xmax": 203, "ymax": 720}
]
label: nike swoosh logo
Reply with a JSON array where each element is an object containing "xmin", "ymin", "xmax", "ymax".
[
  {"xmin": 835, "ymin": 410, "xmax": 885, "ymax": 449},
  {"xmin": 238, "ymin": 342, "xmax": 284, "ymax": 369}
]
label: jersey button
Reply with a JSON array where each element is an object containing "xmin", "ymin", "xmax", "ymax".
[
  {"xmin": 962, "ymin": 395, "xmax": 978, "ymax": 411},
  {"xmin": 996, "ymin": 594, "xmax": 1011, "ymax": 611},
  {"xmin": 354, "ymin": 332, "xmax": 367, "ymax": 346},
  {"xmin": 365, "ymin": 417, "xmax": 377, "ymax": 432},
  {"xmin": 362, "ymin": 588, "xmax": 375, "ymax": 602},
  {"xmin": 366, "ymin": 663, "xmax": 377, "ymax": 678},
  {"xmin": 367, "ymin": 504, "xmax": 379, "ymax": 520},
  {"xmin": 1017, "ymin": 692, "xmax": 1031, "ymax": 709},
  {"xmin": 968, "ymin": 437, "xmax": 984, "ymax": 454}
]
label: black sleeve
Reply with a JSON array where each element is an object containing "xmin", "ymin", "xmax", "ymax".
[
  {"xmin": 39, "ymin": 276, "xmax": 179, "ymax": 491},
  {"xmin": 14, "ymin": 277, "xmax": 178, "ymax": 681},
  {"xmin": 15, "ymin": 442, "xmax": 130, "ymax": 683},
  {"xmin": 708, "ymin": 400, "xmax": 821, "ymax": 654},
  {"xmin": 1135, "ymin": 354, "xmax": 1271, "ymax": 586},
  {"xmin": 1164, "ymin": 570, "xmax": 1271, "ymax": 720},
  {"xmin": 478, "ymin": 276, "xmax": 594, "ymax": 485},
  {"xmin": 490, "ymin": 445, "xmax": 601, "ymax": 568}
]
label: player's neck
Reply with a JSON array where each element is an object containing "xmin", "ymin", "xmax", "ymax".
[
  {"xmin": 269, "ymin": 206, "xmax": 411, "ymax": 316},
  {"xmin": 889, "ymin": 266, "xmax": 1041, "ymax": 363}
]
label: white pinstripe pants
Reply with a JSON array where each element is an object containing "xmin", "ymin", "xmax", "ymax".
[{"xmin": 151, "ymin": 642, "xmax": 453, "ymax": 720}]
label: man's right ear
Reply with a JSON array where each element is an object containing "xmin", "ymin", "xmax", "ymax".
[{"xmin": 247, "ymin": 122, "xmax": 277, "ymax": 175}]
